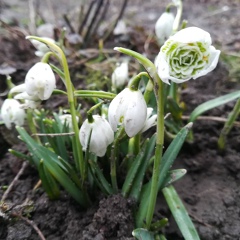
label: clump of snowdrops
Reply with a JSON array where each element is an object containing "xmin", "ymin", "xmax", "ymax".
[{"xmin": 2, "ymin": 0, "xmax": 238, "ymax": 239}]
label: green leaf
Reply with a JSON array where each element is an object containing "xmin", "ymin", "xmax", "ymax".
[
  {"xmin": 121, "ymin": 139, "xmax": 149, "ymax": 197},
  {"xmin": 89, "ymin": 159, "xmax": 114, "ymax": 195},
  {"xmin": 189, "ymin": 90, "xmax": 240, "ymax": 122},
  {"xmin": 162, "ymin": 185, "xmax": 200, "ymax": 240},
  {"xmin": 16, "ymin": 127, "xmax": 88, "ymax": 207},
  {"xmin": 136, "ymin": 123, "xmax": 192, "ymax": 228},
  {"xmin": 132, "ymin": 228, "xmax": 155, "ymax": 240},
  {"xmin": 129, "ymin": 134, "xmax": 156, "ymax": 200},
  {"xmin": 38, "ymin": 160, "xmax": 60, "ymax": 199},
  {"xmin": 162, "ymin": 169, "xmax": 187, "ymax": 188}
]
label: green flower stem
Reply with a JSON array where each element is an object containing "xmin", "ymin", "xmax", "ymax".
[
  {"xmin": 26, "ymin": 36, "xmax": 85, "ymax": 183},
  {"xmin": 146, "ymin": 73, "xmax": 165, "ymax": 229},
  {"xmin": 110, "ymin": 126, "xmax": 125, "ymax": 193},
  {"xmin": 74, "ymin": 90, "xmax": 116, "ymax": 100},
  {"xmin": 169, "ymin": 82, "xmax": 177, "ymax": 102},
  {"xmin": 113, "ymin": 47, "xmax": 165, "ymax": 227},
  {"xmin": 87, "ymin": 102, "xmax": 104, "ymax": 123},
  {"xmin": 144, "ymin": 80, "xmax": 154, "ymax": 104},
  {"xmin": 27, "ymin": 109, "xmax": 41, "ymax": 144},
  {"xmin": 172, "ymin": 0, "xmax": 183, "ymax": 32},
  {"xmin": 41, "ymin": 51, "xmax": 55, "ymax": 63},
  {"xmin": 128, "ymin": 133, "xmax": 140, "ymax": 156},
  {"xmin": 218, "ymin": 98, "xmax": 240, "ymax": 150},
  {"xmin": 129, "ymin": 72, "xmax": 149, "ymax": 91}
]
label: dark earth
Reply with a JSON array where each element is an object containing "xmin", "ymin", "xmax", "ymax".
[{"xmin": 0, "ymin": 0, "xmax": 240, "ymax": 239}]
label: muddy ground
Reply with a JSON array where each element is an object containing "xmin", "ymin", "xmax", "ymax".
[{"xmin": 0, "ymin": 0, "xmax": 240, "ymax": 239}]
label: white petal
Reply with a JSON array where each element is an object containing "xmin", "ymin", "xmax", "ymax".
[
  {"xmin": 155, "ymin": 12, "xmax": 174, "ymax": 44},
  {"xmin": 9, "ymin": 84, "xmax": 26, "ymax": 94},
  {"xmin": 124, "ymin": 90, "xmax": 147, "ymax": 137},
  {"xmin": 193, "ymin": 47, "xmax": 221, "ymax": 79},
  {"xmin": 108, "ymin": 88, "xmax": 131, "ymax": 131},
  {"xmin": 171, "ymin": 27, "xmax": 212, "ymax": 45},
  {"xmin": 156, "ymin": 53, "xmax": 171, "ymax": 84},
  {"xmin": 25, "ymin": 62, "xmax": 56, "ymax": 100},
  {"xmin": 79, "ymin": 120, "xmax": 92, "ymax": 150}
]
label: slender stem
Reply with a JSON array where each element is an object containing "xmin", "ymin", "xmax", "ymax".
[
  {"xmin": 74, "ymin": 90, "xmax": 116, "ymax": 100},
  {"xmin": 146, "ymin": 73, "xmax": 165, "ymax": 229},
  {"xmin": 144, "ymin": 80, "xmax": 154, "ymax": 104},
  {"xmin": 110, "ymin": 126, "xmax": 125, "ymax": 193},
  {"xmin": 218, "ymin": 98, "xmax": 240, "ymax": 150},
  {"xmin": 27, "ymin": 109, "xmax": 41, "ymax": 144},
  {"xmin": 172, "ymin": 0, "xmax": 183, "ymax": 32}
]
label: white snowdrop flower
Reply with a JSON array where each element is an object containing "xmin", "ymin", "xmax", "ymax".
[
  {"xmin": 141, "ymin": 108, "xmax": 157, "ymax": 133},
  {"xmin": 155, "ymin": 27, "xmax": 221, "ymax": 84},
  {"xmin": 79, "ymin": 115, "xmax": 114, "ymax": 157},
  {"xmin": 155, "ymin": 12, "xmax": 175, "ymax": 45},
  {"xmin": 108, "ymin": 88, "xmax": 147, "ymax": 138},
  {"xmin": 111, "ymin": 62, "xmax": 129, "ymax": 88},
  {"xmin": 1, "ymin": 99, "xmax": 26, "ymax": 129},
  {"xmin": 30, "ymin": 37, "xmax": 55, "ymax": 57},
  {"xmin": 59, "ymin": 114, "xmax": 79, "ymax": 131},
  {"xmin": 113, "ymin": 20, "xmax": 127, "ymax": 35},
  {"xmin": 25, "ymin": 62, "xmax": 56, "ymax": 100}
]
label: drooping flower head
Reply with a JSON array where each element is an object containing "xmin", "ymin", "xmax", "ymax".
[
  {"xmin": 79, "ymin": 115, "xmax": 114, "ymax": 157},
  {"xmin": 108, "ymin": 88, "xmax": 147, "ymax": 137},
  {"xmin": 111, "ymin": 62, "xmax": 129, "ymax": 88},
  {"xmin": 155, "ymin": 12, "xmax": 175, "ymax": 45},
  {"xmin": 25, "ymin": 62, "xmax": 56, "ymax": 100},
  {"xmin": 155, "ymin": 27, "xmax": 221, "ymax": 84},
  {"xmin": 1, "ymin": 99, "xmax": 26, "ymax": 129}
]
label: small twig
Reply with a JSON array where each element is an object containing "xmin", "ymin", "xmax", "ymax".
[
  {"xmin": 12, "ymin": 214, "xmax": 46, "ymax": 240},
  {"xmin": 182, "ymin": 115, "xmax": 240, "ymax": 127},
  {"xmin": 1, "ymin": 161, "xmax": 28, "ymax": 202},
  {"xmin": 31, "ymin": 132, "xmax": 75, "ymax": 137},
  {"xmin": 63, "ymin": 14, "xmax": 76, "ymax": 33}
]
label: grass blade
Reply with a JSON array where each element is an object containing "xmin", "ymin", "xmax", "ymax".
[
  {"xmin": 189, "ymin": 90, "xmax": 240, "ymax": 122},
  {"xmin": 162, "ymin": 185, "xmax": 200, "ymax": 240}
]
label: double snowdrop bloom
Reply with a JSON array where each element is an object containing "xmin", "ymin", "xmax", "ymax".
[
  {"xmin": 11, "ymin": 62, "xmax": 56, "ymax": 103},
  {"xmin": 155, "ymin": 12, "xmax": 175, "ymax": 45},
  {"xmin": 79, "ymin": 115, "xmax": 114, "ymax": 157},
  {"xmin": 155, "ymin": 27, "xmax": 221, "ymax": 84},
  {"xmin": 1, "ymin": 99, "xmax": 26, "ymax": 129},
  {"xmin": 108, "ymin": 88, "xmax": 147, "ymax": 138},
  {"xmin": 111, "ymin": 62, "xmax": 129, "ymax": 88}
]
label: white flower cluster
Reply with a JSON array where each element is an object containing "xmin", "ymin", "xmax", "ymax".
[
  {"xmin": 1, "ymin": 62, "xmax": 56, "ymax": 129},
  {"xmin": 79, "ymin": 87, "xmax": 157, "ymax": 157}
]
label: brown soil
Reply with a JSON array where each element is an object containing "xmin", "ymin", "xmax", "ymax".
[{"xmin": 0, "ymin": 0, "xmax": 240, "ymax": 239}]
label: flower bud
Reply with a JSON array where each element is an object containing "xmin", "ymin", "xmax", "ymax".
[
  {"xmin": 59, "ymin": 114, "xmax": 79, "ymax": 131},
  {"xmin": 111, "ymin": 62, "xmax": 129, "ymax": 88},
  {"xmin": 25, "ymin": 62, "xmax": 56, "ymax": 100},
  {"xmin": 1, "ymin": 99, "xmax": 26, "ymax": 129},
  {"xmin": 155, "ymin": 12, "xmax": 175, "ymax": 45},
  {"xmin": 108, "ymin": 88, "xmax": 147, "ymax": 137},
  {"xmin": 155, "ymin": 27, "xmax": 221, "ymax": 84},
  {"xmin": 79, "ymin": 115, "xmax": 114, "ymax": 157}
]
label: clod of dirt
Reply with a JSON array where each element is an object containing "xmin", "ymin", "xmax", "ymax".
[{"xmin": 82, "ymin": 194, "xmax": 135, "ymax": 240}]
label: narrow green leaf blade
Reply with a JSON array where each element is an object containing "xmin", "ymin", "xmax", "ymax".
[
  {"xmin": 121, "ymin": 139, "xmax": 149, "ymax": 197},
  {"xmin": 38, "ymin": 160, "xmax": 60, "ymax": 199},
  {"xmin": 162, "ymin": 169, "xmax": 187, "ymax": 188},
  {"xmin": 189, "ymin": 90, "xmax": 240, "ymax": 122},
  {"xmin": 132, "ymin": 228, "xmax": 155, "ymax": 240},
  {"xmin": 129, "ymin": 134, "xmax": 156, "ymax": 200},
  {"xmin": 162, "ymin": 185, "xmax": 200, "ymax": 240}
]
